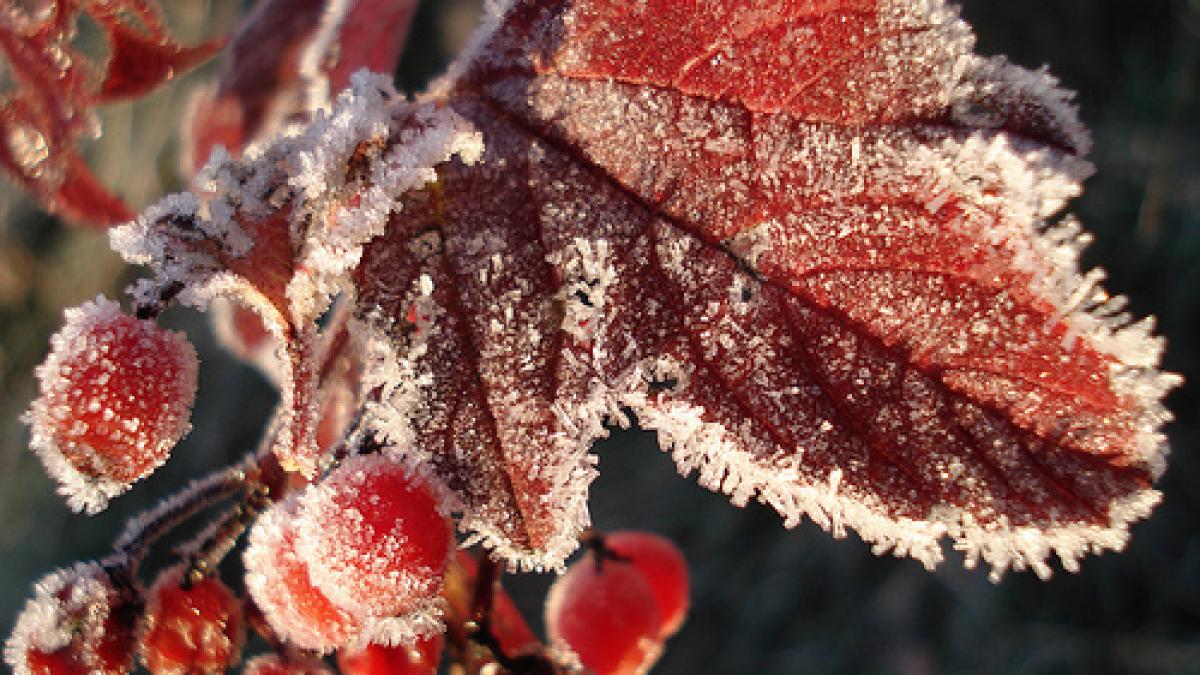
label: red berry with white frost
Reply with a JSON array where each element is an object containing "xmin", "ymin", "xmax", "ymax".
[
  {"xmin": 337, "ymin": 635, "xmax": 443, "ymax": 675},
  {"xmin": 4, "ymin": 562, "xmax": 136, "ymax": 675},
  {"xmin": 545, "ymin": 551, "xmax": 663, "ymax": 675},
  {"xmin": 139, "ymin": 565, "xmax": 244, "ymax": 674},
  {"xmin": 244, "ymin": 498, "xmax": 362, "ymax": 652},
  {"xmin": 605, "ymin": 531, "xmax": 690, "ymax": 638},
  {"xmin": 294, "ymin": 454, "xmax": 451, "ymax": 622},
  {"xmin": 25, "ymin": 295, "xmax": 198, "ymax": 514}
]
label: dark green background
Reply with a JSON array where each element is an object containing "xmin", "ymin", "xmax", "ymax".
[{"xmin": 1, "ymin": 1, "xmax": 1196, "ymax": 673}]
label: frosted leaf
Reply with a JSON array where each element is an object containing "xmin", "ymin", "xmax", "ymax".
[
  {"xmin": 113, "ymin": 72, "xmax": 482, "ymax": 477},
  {"xmin": 347, "ymin": 0, "xmax": 1177, "ymax": 576},
  {"xmin": 24, "ymin": 295, "xmax": 198, "ymax": 514},
  {"xmin": 111, "ymin": 71, "xmax": 482, "ymax": 326},
  {"xmin": 293, "ymin": 454, "xmax": 450, "ymax": 635},
  {"xmin": 244, "ymin": 497, "xmax": 363, "ymax": 653},
  {"xmin": 4, "ymin": 561, "xmax": 134, "ymax": 675}
]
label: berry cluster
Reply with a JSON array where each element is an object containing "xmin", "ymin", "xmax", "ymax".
[
  {"xmin": 546, "ymin": 532, "xmax": 691, "ymax": 675},
  {"xmin": 8, "ymin": 294, "xmax": 692, "ymax": 674}
]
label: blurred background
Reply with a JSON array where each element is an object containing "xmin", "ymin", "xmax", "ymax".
[{"xmin": 1, "ymin": 1, "xmax": 1197, "ymax": 673}]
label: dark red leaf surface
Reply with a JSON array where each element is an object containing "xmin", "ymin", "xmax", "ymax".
[{"xmin": 352, "ymin": 0, "xmax": 1177, "ymax": 576}]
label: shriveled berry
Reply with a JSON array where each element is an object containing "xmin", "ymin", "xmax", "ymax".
[
  {"xmin": 25, "ymin": 295, "xmax": 197, "ymax": 514},
  {"xmin": 605, "ymin": 531, "xmax": 690, "ymax": 637},
  {"xmin": 337, "ymin": 635, "xmax": 443, "ymax": 675},
  {"xmin": 242, "ymin": 653, "xmax": 332, "ymax": 675},
  {"xmin": 244, "ymin": 499, "xmax": 361, "ymax": 652},
  {"xmin": 139, "ymin": 565, "xmax": 244, "ymax": 674},
  {"xmin": 294, "ymin": 454, "xmax": 451, "ymax": 621},
  {"xmin": 545, "ymin": 554, "xmax": 662, "ymax": 675},
  {"xmin": 4, "ymin": 562, "xmax": 136, "ymax": 675}
]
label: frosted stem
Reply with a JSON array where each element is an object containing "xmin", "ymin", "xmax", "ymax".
[{"xmin": 112, "ymin": 460, "xmax": 254, "ymax": 570}]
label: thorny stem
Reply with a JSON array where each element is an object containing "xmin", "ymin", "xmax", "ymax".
[{"xmin": 180, "ymin": 483, "xmax": 273, "ymax": 589}]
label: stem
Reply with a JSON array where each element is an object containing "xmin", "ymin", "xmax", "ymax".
[
  {"xmin": 464, "ymin": 555, "xmax": 560, "ymax": 675},
  {"xmin": 112, "ymin": 458, "xmax": 255, "ymax": 572},
  {"xmin": 181, "ymin": 484, "xmax": 273, "ymax": 588}
]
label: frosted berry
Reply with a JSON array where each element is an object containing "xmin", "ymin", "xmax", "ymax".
[
  {"xmin": 138, "ymin": 565, "xmax": 244, "ymax": 674},
  {"xmin": 337, "ymin": 635, "xmax": 443, "ymax": 675},
  {"xmin": 242, "ymin": 654, "xmax": 332, "ymax": 675},
  {"xmin": 4, "ymin": 563, "xmax": 136, "ymax": 675},
  {"xmin": 25, "ymin": 295, "xmax": 198, "ymax": 514},
  {"xmin": 244, "ymin": 499, "xmax": 362, "ymax": 652},
  {"xmin": 544, "ymin": 553, "xmax": 662, "ymax": 675},
  {"xmin": 605, "ymin": 531, "xmax": 690, "ymax": 637},
  {"xmin": 294, "ymin": 454, "xmax": 451, "ymax": 620}
]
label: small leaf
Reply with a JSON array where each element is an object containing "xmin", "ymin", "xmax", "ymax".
[{"xmin": 96, "ymin": 22, "xmax": 224, "ymax": 101}]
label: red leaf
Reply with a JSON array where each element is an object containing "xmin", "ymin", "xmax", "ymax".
[
  {"xmin": 323, "ymin": 0, "xmax": 420, "ymax": 94},
  {"xmin": 96, "ymin": 21, "xmax": 223, "ymax": 101},
  {"xmin": 350, "ymin": 0, "xmax": 1177, "ymax": 576},
  {"xmin": 51, "ymin": 155, "xmax": 136, "ymax": 225},
  {"xmin": 116, "ymin": 0, "xmax": 1177, "ymax": 580},
  {"xmin": 183, "ymin": 0, "xmax": 418, "ymax": 171}
]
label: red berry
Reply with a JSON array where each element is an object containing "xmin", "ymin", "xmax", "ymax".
[
  {"xmin": 24, "ymin": 648, "xmax": 87, "ymax": 675},
  {"xmin": 25, "ymin": 295, "xmax": 197, "ymax": 513},
  {"xmin": 5, "ymin": 563, "xmax": 136, "ymax": 675},
  {"xmin": 544, "ymin": 554, "xmax": 663, "ymax": 675},
  {"xmin": 337, "ymin": 635, "xmax": 443, "ymax": 675},
  {"xmin": 605, "ymin": 531, "xmax": 690, "ymax": 637},
  {"xmin": 139, "ymin": 566, "xmax": 244, "ymax": 674},
  {"xmin": 294, "ymin": 454, "xmax": 451, "ymax": 621},
  {"xmin": 242, "ymin": 654, "xmax": 332, "ymax": 675},
  {"xmin": 244, "ymin": 499, "xmax": 362, "ymax": 652}
]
